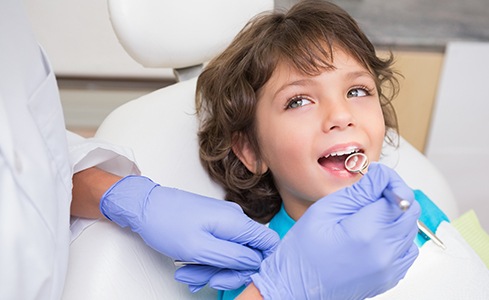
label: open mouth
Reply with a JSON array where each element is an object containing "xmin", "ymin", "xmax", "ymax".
[{"xmin": 318, "ymin": 147, "xmax": 363, "ymax": 170}]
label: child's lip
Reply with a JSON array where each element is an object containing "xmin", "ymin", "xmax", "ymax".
[{"xmin": 318, "ymin": 143, "xmax": 364, "ymax": 160}]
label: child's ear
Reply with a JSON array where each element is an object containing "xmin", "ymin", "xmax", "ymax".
[{"xmin": 232, "ymin": 133, "xmax": 268, "ymax": 175}]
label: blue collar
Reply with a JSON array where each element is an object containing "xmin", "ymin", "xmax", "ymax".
[{"xmin": 268, "ymin": 204, "xmax": 295, "ymax": 239}]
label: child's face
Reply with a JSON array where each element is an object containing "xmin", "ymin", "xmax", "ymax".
[{"xmin": 247, "ymin": 49, "xmax": 385, "ymax": 220}]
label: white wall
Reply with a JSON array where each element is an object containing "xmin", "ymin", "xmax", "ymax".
[
  {"xmin": 23, "ymin": 0, "xmax": 172, "ymax": 79},
  {"xmin": 425, "ymin": 42, "xmax": 489, "ymax": 231}
]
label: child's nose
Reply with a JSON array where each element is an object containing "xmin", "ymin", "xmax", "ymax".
[{"xmin": 321, "ymin": 100, "xmax": 355, "ymax": 132}]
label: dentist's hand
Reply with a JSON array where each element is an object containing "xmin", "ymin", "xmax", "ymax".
[
  {"xmin": 100, "ymin": 175, "xmax": 279, "ymax": 290},
  {"xmin": 251, "ymin": 163, "xmax": 421, "ymax": 300}
]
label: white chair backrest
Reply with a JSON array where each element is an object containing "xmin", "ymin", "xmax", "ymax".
[
  {"xmin": 97, "ymin": 77, "xmax": 225, "ymax": 199},
  {"xmin": 108, "ymin": 0, "xmax": 274, "ymax": 69}
]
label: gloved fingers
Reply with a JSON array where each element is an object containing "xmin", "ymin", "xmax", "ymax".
[
  {"xmin": 145, "ymin": 223, "xmax": 272, "ymax": 270},
  {"xmin": 339, "ymin": 197, "xmax": 418, "ymax": 257},
  {"xmin": 390, "ymin": 242, "xmax": 419, "ymax": 283},
  {"xmin": 402, "ymin": 242, "xmax": 419, "ymax": 262},
  {"xmin": 210, "ymin": 218, "xmax": 280, "ymax": 259},
  {"xmin": 177, "ymin": 238, "xmax": 264, "ymax": 270},
  {"xmin": 384, "ymin": 220, "xmax": 419, "ymax": 264},
  {"xmin": 368, "ymin": 243, "xmax": 418, "ymax": 295},
  {"xmin": 403, "ymin": 225, "xmax": 420, "ymax": 255},
  {"xmin": 175, "ymin": 265, "xmax": 255, "ymax": 291},
  {"xmin": 341, "ymin": 197, "xmax": 405, "ymax": 234},
  {"xmin": 240, "ymin": 222, "xmax": 279, "ymax": 258},
  {"xmin": 188, "ymin": 284, "xmax": 206, "ymax": 293},
  {"xmin": 354, "ymin": 163, "xmax": 412, "ymax": 206},
  {"xmin": 194, "ymin": 213, "xmax": 278, "ymax": 264},
  {"xmin": 175, "ymin": 265, "xmax": 220, "ymax": 286},
  {"xmin": 208, "ymin": 269, "xmax": 256, "ymax": 290},
  {"xmin": 384, "ymin": 182, "xmax": 415, "ymax": 210},
  {"xmin": 374, "ymin": 204, "xmax": 419, "ymax": 265},
  {"xmin": 392, "ymin": 202, "xmax": 421, "ymax": 237},
  {"xmin": 376, "ymin": 199, "xmax": 419, "ymax": 261},
  {"xmin": 379, "ymin": 199, "xmax": 420, "ymax": 240},
  {"xmin": 366, "ymin": 163, "xmax": 417, "ymax": 208},
  {"xmin": 182, "ymin": 197, "xmax": 279, "ymax": 260}
]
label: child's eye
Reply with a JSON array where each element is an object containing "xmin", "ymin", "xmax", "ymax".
[
  {"xmin": 347, "ymin": 87, "xmax": 371, "ymax": 98},
  {"xmin": 285, "ymin": 96, "xmax": 312, "ymax": 109}
]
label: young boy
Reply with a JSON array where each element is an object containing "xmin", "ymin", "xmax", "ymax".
[{"xmin": 196, "ymin": 0, "xmax": 489, "ymax": 298}]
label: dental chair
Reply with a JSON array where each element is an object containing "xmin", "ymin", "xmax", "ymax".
[{"xmin": 63, "ymin": 1, "xmax": 459, "ymax": 299}]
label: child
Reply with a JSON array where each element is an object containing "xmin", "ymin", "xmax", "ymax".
[
  {"xmin": 198, "ymin": 0, "xmax": 400, "ymax": 223},
  {"xmin": 196, "ymin": 0, "xmax": 489, "ymax": 299}
]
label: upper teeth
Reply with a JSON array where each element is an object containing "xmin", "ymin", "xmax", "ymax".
[{"xmin": 325, "ymin": 147, "xmax": 359, "ymax": 158}]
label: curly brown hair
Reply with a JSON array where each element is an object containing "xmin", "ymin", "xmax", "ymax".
[{"xmin": 196, "ymin": 0, "xmax": 400, "ymax": 223}]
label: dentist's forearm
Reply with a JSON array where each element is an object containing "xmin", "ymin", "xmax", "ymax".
[{"xmin": 71, "ymin": 167, "xmax": 121, "ymax": 219}]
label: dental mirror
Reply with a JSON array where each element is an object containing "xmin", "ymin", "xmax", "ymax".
[{"xmin": 344, "ymin": 152, "xmax": 369, "ymax": 175}]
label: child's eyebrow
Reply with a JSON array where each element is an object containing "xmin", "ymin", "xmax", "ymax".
[
  {"xmin": 273, "ymin": 78, "xmax": 314, "ymax": 99},
  {"xmin": 269, "ymin": 70, "xmax": 374, "ymax": 100},
  {"xmin": 346, "ymin": 70, "xmax": 374, "ymax": 81}
]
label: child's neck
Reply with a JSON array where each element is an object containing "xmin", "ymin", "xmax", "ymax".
[{"xmin": 283, "ymin": 200, "xmax": 312, "ymax": 221}]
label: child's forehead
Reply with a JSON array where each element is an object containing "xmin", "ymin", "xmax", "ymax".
[
  {"xmin": 258, "ymin": 49, "xmax": 374, "ymax": 96},
  {"xmin": 272, "ymin": 47, "xmax": 368, "ymax": 78}
]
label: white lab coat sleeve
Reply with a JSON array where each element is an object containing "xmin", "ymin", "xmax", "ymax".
[
  {"xmin": 67, "ymin": 130, "xmax": 141, "ymax": 176},
  {"xmin": 67, "ymin": 131, "xmax": 141, "ymax": 241}
]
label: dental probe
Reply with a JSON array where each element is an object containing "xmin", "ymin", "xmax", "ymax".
[
  {"xmin": 173, "ymin": 260, "xmax": 201, "ymax": 267},
  {"xmin": 383, "ymin": 188, "xmax": 411, "ymax": 212},
  {"xmin": 417, "ymin": 220, "xmax": 447, "ymax": 250},
  {"xmin": 382, "ymin": 188, "xmax": 446, "ymax": 250},
  {"xmin": 344, "ymin": 152, "xmax": 446, "ymax": 250}
]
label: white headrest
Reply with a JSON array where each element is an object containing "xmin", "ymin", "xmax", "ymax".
[{"xmin": 107, "ymin": 0, "xmax": 274, "ymax": 69}]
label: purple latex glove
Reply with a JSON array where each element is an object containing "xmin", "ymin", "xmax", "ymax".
[
  {"xmin": 100, "ymin": 175, "xmax": 279, "ymax": 290},
  {"xmin": 251, "ymin": 163, "xmax": 421, "ymax": 300}
]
